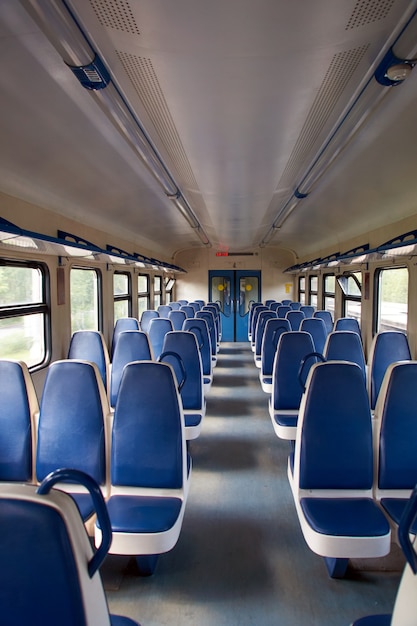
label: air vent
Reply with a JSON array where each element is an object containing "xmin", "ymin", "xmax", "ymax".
[
  {"xmin": 89, "ymin": 0, "xmax": 140, "ymax": 35},
  {"xmin": 276, "ymin": 44, "xmax": 369, "ymax": 192},
  {"xmin": 116, "ymin": 52, "xmax": 200, "ymax": 190},
  {"xmin": 345, "ymin": 0, "xmax": 395, "ymax": 30}
]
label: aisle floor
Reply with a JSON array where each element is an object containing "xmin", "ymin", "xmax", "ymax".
[{"xmin": 105, "ymin": 342, "xmax": 402, "ymax": 626}]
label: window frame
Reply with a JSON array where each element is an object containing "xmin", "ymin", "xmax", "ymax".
[
  {"xmin": 70, "ymin": 265, "xmax": 102, "ymax": 333},
  {"xmin": 113, "ymin": 270, "xmax": 132, "ymax": 320}
]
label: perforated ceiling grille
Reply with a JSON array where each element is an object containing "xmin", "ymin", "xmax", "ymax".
[
  {"xmin": 117, "ymin": 51, "xmax": 200, "ymax": 190},
  {"xmin": 276, "ymin": 44, "xmax": 369, "ymax": 192},
  {"xmin": 89, "ymin": 0, "xmax": 140, "ymax": 35},
  {"xmin": 345, "ymin": 0, "xmax": 395, "ymax": 30}
]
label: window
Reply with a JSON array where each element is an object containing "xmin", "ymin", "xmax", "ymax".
[
  {"xmin": 375, "ymin": 266, "xmax": 408, "ymax": 332},
  {"xmin": 154, "ymin": 275, "xmax": 162, "ymax": 308},
  {"xmin": 138, "ymin": 274, "xmax": 150, "ymax": 317},
  {"xmin": 323, "ymin": 274, "xmax": 335, "ymax": 317},
  {"xmin": 337, "ymin": 272, "xmax": 361, "ymax": 322},
  {"xmin": 70, "ymin": 267, "xmax": 101, "ymax": 333},
  {"xmin": 298, "ymin": 277, "xmax": 306, "ymax": 305},
  {"xmin": 165, "ymin": 277, "xmax": 175, "ymax": 304},
  {"xmin": 0, "ymin": 260, "xmax": 49, "ymax": 368},
  {"xmin": 308, "ymin": 276, "xmax": 318, "ymax": 307},
  {"xmin": 113, "ymin": 271, "xmax": 131, "ymax": 321}
]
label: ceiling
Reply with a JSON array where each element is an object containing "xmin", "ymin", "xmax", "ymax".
[{"xmin": 0, "ymin": 0, "xmax": 417, "ymax": 260}]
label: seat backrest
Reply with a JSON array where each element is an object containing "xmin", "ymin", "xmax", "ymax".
[
  {"xmin": 286, "ymin": 310, "xmax": 305, "ymax": 331},
  {"xmin": 203, "ymin": 305, "xmax": 221, "ymax": 339},
  {"xmin": 177, "ymin": 299, "xmax": 188, "ymax": 306},
  {"xmin": 334, "ymin": 316, "xmax": 361, "ymax": 337},
  {"xmin": 0, "ymin": 470, "xmax": 138, "ymax": 626},
  {"xmin": 250, "ymin": 305, "xmax": 268, "ymax": 337},
  {"xmin": 300, "ymin": 305, "xmax": 315, "ymax": 318},
  {"xmin": 169, "ymin": 309, "xmax": 187, "ymax": 330},
  {"xmin": 276, "ymin": 305, "xmax": 291, "ymax": 319},
  {"xmin": 254, "ymin": 310, "xmax": 277, "ymax": 355},
  {"xmin": 110, "ymin": 330, "xmax": 153, "ymax": 407},
  {"xmin": 183, "ymin": 317, "xmax": 212, "ymax": 377},
  {"xmin": 374, "ymin": 361, "xmax": 417, "ymax": 492},
  {"xmin": 147, "ymin": 317, "xmax": 174, "ymax": 359},
  {"xmin": 313, "ymin": 310, "xmax": 334, "ymax": 334},
  {"xmin": 289, "ymin": 302, "xmax": 302, "ymax": 310},
  {"xmin": 281, "ymin": 299, "xmax": 292, "ymax": 306},
  {"xmin": 36, "ymin": 360, "xmax": 109, "ymax": 488},
  {"xmin": 368, "ymin": 331, "xmax": 411, "ymax": 410},
  {"xmin": 295, "ymin": 361, "xmax": 372, "ymax": 491},
  {"xmin": 265, "ymin": 299, "xmax": 276, "ymax": 308},
  {"xmin": 272, "ymin": 331, "xmax": 317, "ymax": 410},
  {"xmin": 196, "ymin": 310, "xmax": 217, "ymax": 355},
  {"xmin": 299, "ymin": 317, "xmax": 328, "ymax": 355},
  {"xmin": 111, "ymin": 361, "xmax": 185, "ymax": 489},
  {"xmin": 0, "ymin": 360, "xmax": 38, "ymax": 482},
  {"xmin": 248, "ymin": 302, "xmax": 264, "ymax": 333},
  {"xmin": 195, "ymin": 299, "xmax": 206, "ymax": 307},
  {"xmin": 324, "ymin": 331, "xmax": 366, "ymax": 382},
  {"xmin": 157, "ymin": 304, "xmax": 172, "ymax": 318},
  {"xmin": 188, "ymin": 302, "xmax": 201, "ymax": 313},
  {"xmin": 169, "ymin": 301, "xmax": 182, "ymax": 310},
  {"xmin": 111, "ymin": 317, "xmax": 139, "ymax": 358},
  {"xmin": 261, "ymin": 318, "xmax": 291, "ymax": 377},
  {"xmin": 139, "ymin": 309, "xmax": 159, "ymax": 333},
  {"xmin": 270, "ymin": 301, "xmax": 282, "ymax": 312},
  {"xmin": 160, "ymin": 331, "xmax": 203, "ymax": 411},
  {"xmin": 68, "ymin": 330, "xmax": 110, "ymax": 391},
  {"xmin": 180, "ymin": 305, "xmax": 195, "ymax": 319}
]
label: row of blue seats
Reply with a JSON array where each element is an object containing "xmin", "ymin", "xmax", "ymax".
[
  {"xmin": 286, "ymin": 358, "xmax": 417, "ymax": 579},
  {"xmin": 0, "ymin": 357, "xmax": 191, "ymax": 576}
]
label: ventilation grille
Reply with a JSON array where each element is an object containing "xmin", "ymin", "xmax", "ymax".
[
  {"xmin": 276, "ymin": 44, "xmax": 369, "ymax": 192},
  {"xmin": 345, "ymin": 0, "xmax": 395, "ymax": 30},
  {"xmin": 117, "ymin": 52, "xmax": 200, "ymax": 190},
  {"xmin": 89, "ymin": 0, "xmax": 140, "ymax": 35}
]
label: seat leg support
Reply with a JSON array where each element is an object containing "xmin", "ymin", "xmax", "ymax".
[
  {"xmin": 135, "ymin": 555, "xmax": 159, "ymax": 576},
  {"xmin": 324, "ymin": 557, "xmax": 349, "ymax": 578}
]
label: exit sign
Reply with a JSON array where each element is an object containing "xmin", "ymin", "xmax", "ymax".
[{"xmin": 216, "ymin": 251, "xmax": 228, "ymax": 256}]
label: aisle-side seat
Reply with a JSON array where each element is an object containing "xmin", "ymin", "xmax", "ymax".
[
  {"xmin": 253, "ymin": 310, "xmax": 277, "ymax": 367},
  {"xmin": 288, "ymin": 361, "xmax": 391, "ymax": 578},
  {"xmin": 313, "ymin": 310, "xmax": 333, "ymax": 334},
  {"xmin": 110, "ymin": 330, "xmax": 153, "ymax": 408},
  {"xmin": 139, "ymin": 310, "xmax": 159, "ymax": 333},
  {"xmin": 259, "ymin": 318, "xmax": 290, "ymax": 393},
  {"xmin": 183, "ymin": 317, "xmax": 213, "ymax": 391},
  {"xmin": 300, "ymin": 317, "xmax": 328, "ymax": 355},
  {"xmin": 111, "ymin": 317, "xmax": 139, "ymax": 359},
  {"xmin": 323, "ymin": 331, "xmax": 366, "ymax": 383},
  {"xmin": 68, "ymin": 330, "xmax": 110, "ymax": 391},
  {"xmin": 147, "ymin": 317, "xmax": 173, "ymax": 359}
]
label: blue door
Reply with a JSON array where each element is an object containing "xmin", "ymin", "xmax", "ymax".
[{"xmin": 209, "ymin": 270, "xmax": 261, "ymax": 341}]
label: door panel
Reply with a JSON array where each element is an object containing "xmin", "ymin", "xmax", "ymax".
[{"xmin": 209, "ymin": 270, "xmax": 261, "ymax": 341}]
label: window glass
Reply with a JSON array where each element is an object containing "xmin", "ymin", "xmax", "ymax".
[
  {"xmin": 154, "ymin": 275, "xmax": 162, "ymax": 308},
  {"xmin": 339, "ymin": 272, "xmax": 362, "ymax": 321},
  {"xmin": 323, "ymin": 274, "xmax": 335, "ymax": 316},
  {"xmin": 298, "ymin": 276, "xmax": 306, "ymax": 305},
  {"xmin": 113, "ymin": 272, "xmax": 131, "ymax": 321},
  {"xmin": 308, "ymin": 275, "xmax": 318, "ymax": 307},
  {"xmin": 0, "ymin": 262, "xmax": 49, "ymax": 368},
  {"xmin": 138, "ymin": 274, "xmax": 150, "ymax": 316},
  {"xmin": 70, "ymin": 268, "xmax": 100, "ymax": 333},
  {"xmin": 376, "ymin": 267, "xmax": 408, "ymax": 332}
]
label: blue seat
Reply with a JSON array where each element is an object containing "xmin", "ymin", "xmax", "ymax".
[
  {"xmin": 168, "ymin": 309, "xmax": 187, "ymax": 331},
  {"xmin": 288, "ymin": 361, "xmax": 391, "ymax": 578},
  {"xmin": 147, "ymin": 317, "xmax": 173, "ymax": 359},
  {"xmin": 282, "ymin": 299, "xmax": 292, "ymax": 306},
  {"xmin": 188, "ymin": 302, "xmax": 201, "ymax": 314},
  {"xmin": 265, "ymin": 299, "xmax": 276, "ymax": 308},
  {"xmin": 368, "ymin": 331, "xmax": 411, "ymax": 410},
  {"xmin": 0, "ymin": 360, "xmax": 38, "ymax": 483},
  {"xmin": 276, "ymin": 305, "xmax": 291, "ymax": 319},
  {"xmin": 0, "ymin": 469, "xmax": 140, "ymax": 626},
  {"xmin": 139, "ymin": 310, "xmax": 159, "ymax": 333},
  {"xmin": 253, "ymin": 310, "xmax": 277, "ymax": 367},
  {"xmin": 36, "ymin": 360, "xmax": 110, "ymax": 521},
  {"xmin": 96, "ymin": 361, "xmax": 190, "ymax": 575},
  {"xmin": 196, "ymin": 310, "xmax": 217, "ymax": 365},
  {"xmin": 111, "ymin": 317, "xmax": 140, "ymax": 359},
  {"xmin": 324, "ymin": 331, "xmax": 366, "ymax": 382},
  {"xmin": 157, "ymin": 304, "xmax": 172, "ymax": 318},
  {"xmin": 300, "ymin": 305, "xmax": 315, "ymax": 318},
  {"xmin": 248, "ymin": 302, "xmax": 264, "ymax": 339},
  {"xmin": 313, "ymin": 310, "xmax": 333, "ymax": 334},
  {"xmin": 194, "ymin": 299, "xmax": 206, "ymax": 308},
  {"xmin": 285, "ymin": 309, "xmax": 305, "ymax": 331},
  {"xmin": 183, "ymin": 317, "xmax": 213, "ymax": 390},
  {"xmin": 334, "ymin": 316, "xmax": 361, "ymax": 337},
  {"xmin": 68, "ymin": 330, "xmax": 110, "ymax": 391},
  {"xmin": 289, "ymin": 302, "xmax": 302, "ymax": 310},
  {"xmin": 110, "ymin": 330, "xmax": 153, "ymax": 408},
  {"xmin": 373, "ymin": 362, "xmax": 417, "ymax": 534},
  {"xmin": 203, "ymin": 305, "xmax": 222, "ymax": 344},
  {"xmin": 169, "ymin": 301, "xmax": 181, "ymax": 310},
  {"xmin": 177, "ymin": 299, "xmax": 188, "ymax": 306},
  {"xmin": 259, "ymin": 319, "xmax": 291, "ymax": 393},
  {"xmin": 179, "ymin": 305, "xmax": 195, "ymax": 319},
  {"xmin": 270, "ymin": 301, "xmax": 282, "ymax": 312},
  {"xmin": 269, "ymin": 331, "xmax": 319, "ymax": 440},
  {"xmin": 159, "ymin": 331, "xmax": 206, "ymax": 440},
  {"xmin": 351, "ymin": 484, "xmax": 417, "ymax": 626},
  {"xmin": 300, "ymin": 317, "xmax": 328, "ymax": 355},
  {"xmin": 249, "ymin": 305, "xmax": 268, "ymax": 348}
]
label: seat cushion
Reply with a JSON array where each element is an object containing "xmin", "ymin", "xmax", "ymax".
[
  {"xmin": 300, "ymin": 498, "xmax": 390, "ymax": 536},
  {"xmin": 351, "ymin": 615, "xmax": 391, "ymax": 626},
  {"xmin": 381, "ymin": 498, "xmax": 417, "ymax": 534},
  {"xmin": 273, "ymin": 412, "xmax": 298, "ymax": 428},
  {"xmin": 104, "ymin": 496, "xmax": 182, "ymax": 533},
  {"xmin": 184, "ymin": 413, "xmax": 202, "ymax": 428}
]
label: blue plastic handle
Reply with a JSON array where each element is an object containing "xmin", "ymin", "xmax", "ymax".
[{"xmin": 37, "ymin": 468, "xmax": 112, "ymax": 578}]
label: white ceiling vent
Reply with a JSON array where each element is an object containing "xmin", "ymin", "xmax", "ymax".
[
  {"xmin": 89, "ymin": 0, "xmax": 140, "ymax": 35},
  {"xmin": 345, "ymin": 0, "xmax": 396, "ymax": 30}
]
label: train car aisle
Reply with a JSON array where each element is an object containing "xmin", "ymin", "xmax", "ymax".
[{"xmin": 106, "ymin": 343, "xmax": 400, "ymax": 626}]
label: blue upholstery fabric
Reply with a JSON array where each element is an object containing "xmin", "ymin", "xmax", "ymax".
[
  {"xmin": 139, "ymin": 310, "xmax": 159, "ymax": 333},
  {"xmin": 289, "ymin": 302, "xmax": 302, "ymax": 310},
  {"xmin": 250, "ymin": 305, "xmax": 268, "ymax": 337},
  {"xmin": 169, "ymin": 301, "xmax": 181, "ymax": 310},
  {"xmin": 381, "ymin": 498, "xmax": 417, "ymax": 534},
  {"xmin": 0, "ymin": 360, "xmax": 34, "ymax": 481},
  {"xmin": 313, "ymin": 310, "xmax": 333, "ymax": 334},
  {"xmin": 269, "ymin": 301, "xmax": 282, "ymax": 312},
  {"xmin": 147, "ymin": 317, "xmax": 173, "ymax": 359},
  {"xmin": 203, "ymin": 305, "xmax": 221, "ymax": 340},
  {"xmin": 110, "ymin": 330, "xmax": 153, "ymax": 407},
  {"xmin": 157, "ymin": 304, "xmax": 172, "ymax": 318},
  {"xmin": 300, "ymin": 498, "xmax": 390, "ymax": 536},
  {"xmin": 300, "ymin": 317, "xmax": 328, "ymax": 355},
  {"xmin": 179, "ymin": 305, "xmax": 195, "ymax": 318},
  {"xmin": 111, "ymin": 318, "xmax": 139, "ymax": 358},
  {"xmin": 36, "ymin": 361, "xmax": 106, "ymax": 487},
  {"xmin": 298, "ymin": 362, "xmax": 372, "ymax": 490},
  {"xmin": 102, "ymin": 495, "xmax": 182, "ymax": 533},
  {"xmin": 196, "ymin": 310, "xmax": 217, "ymax": 356},
  {"xmin": 183, "ymin": 317, "xmax": 213, "ymax": 381},
  {"xmin": 68, "ymin": 330, "xmax": 109, "ymax": 390},
  {"xmin": 188, "ymin": 302, "xmax": 201, "ymax": 313},
  {"xmin": 260, "ymin": 318, "xmax": 291, "ymax": 381},
  {"xmin": 272, "ymin": 331, "xmax": 316, "ymax": 411},
  {"xmin": 324, "ymin": 331, "xmax": 366, "ymax": 382},
  {"xmin": 286, "ymin": 310, "xmax": 305, "ymax": 331},
  {"xmin": 370, "ymin": 332, "xmax": 411, "ymax": 409},
  {"xmin": 254, "ymin": 310, "xmax": 276, "ymax": 355},
  {"xmin": 111, "ymin": 361, "xmax": 183, "ymax": 489},
  {"xmin": 351, "ymin": 616, "xmax": 391, "ymax": 626},
  {"xmin": 300, "ymin": 305, "xmax": 315, "ymax": 318},
  {"xmin": 334, "ymin": 316, "xmax": 361, "ymax": 337},
  {"xmin": 168, "ymin": 309, "xmax": 187, "ymax": 330},
  {"xmin": 276, "ymin": 305, "xmax": 291, "ymax": 319},
  {"xmin": 160, "ymin": 331, "xmax": 203, "ymax": 411}
]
